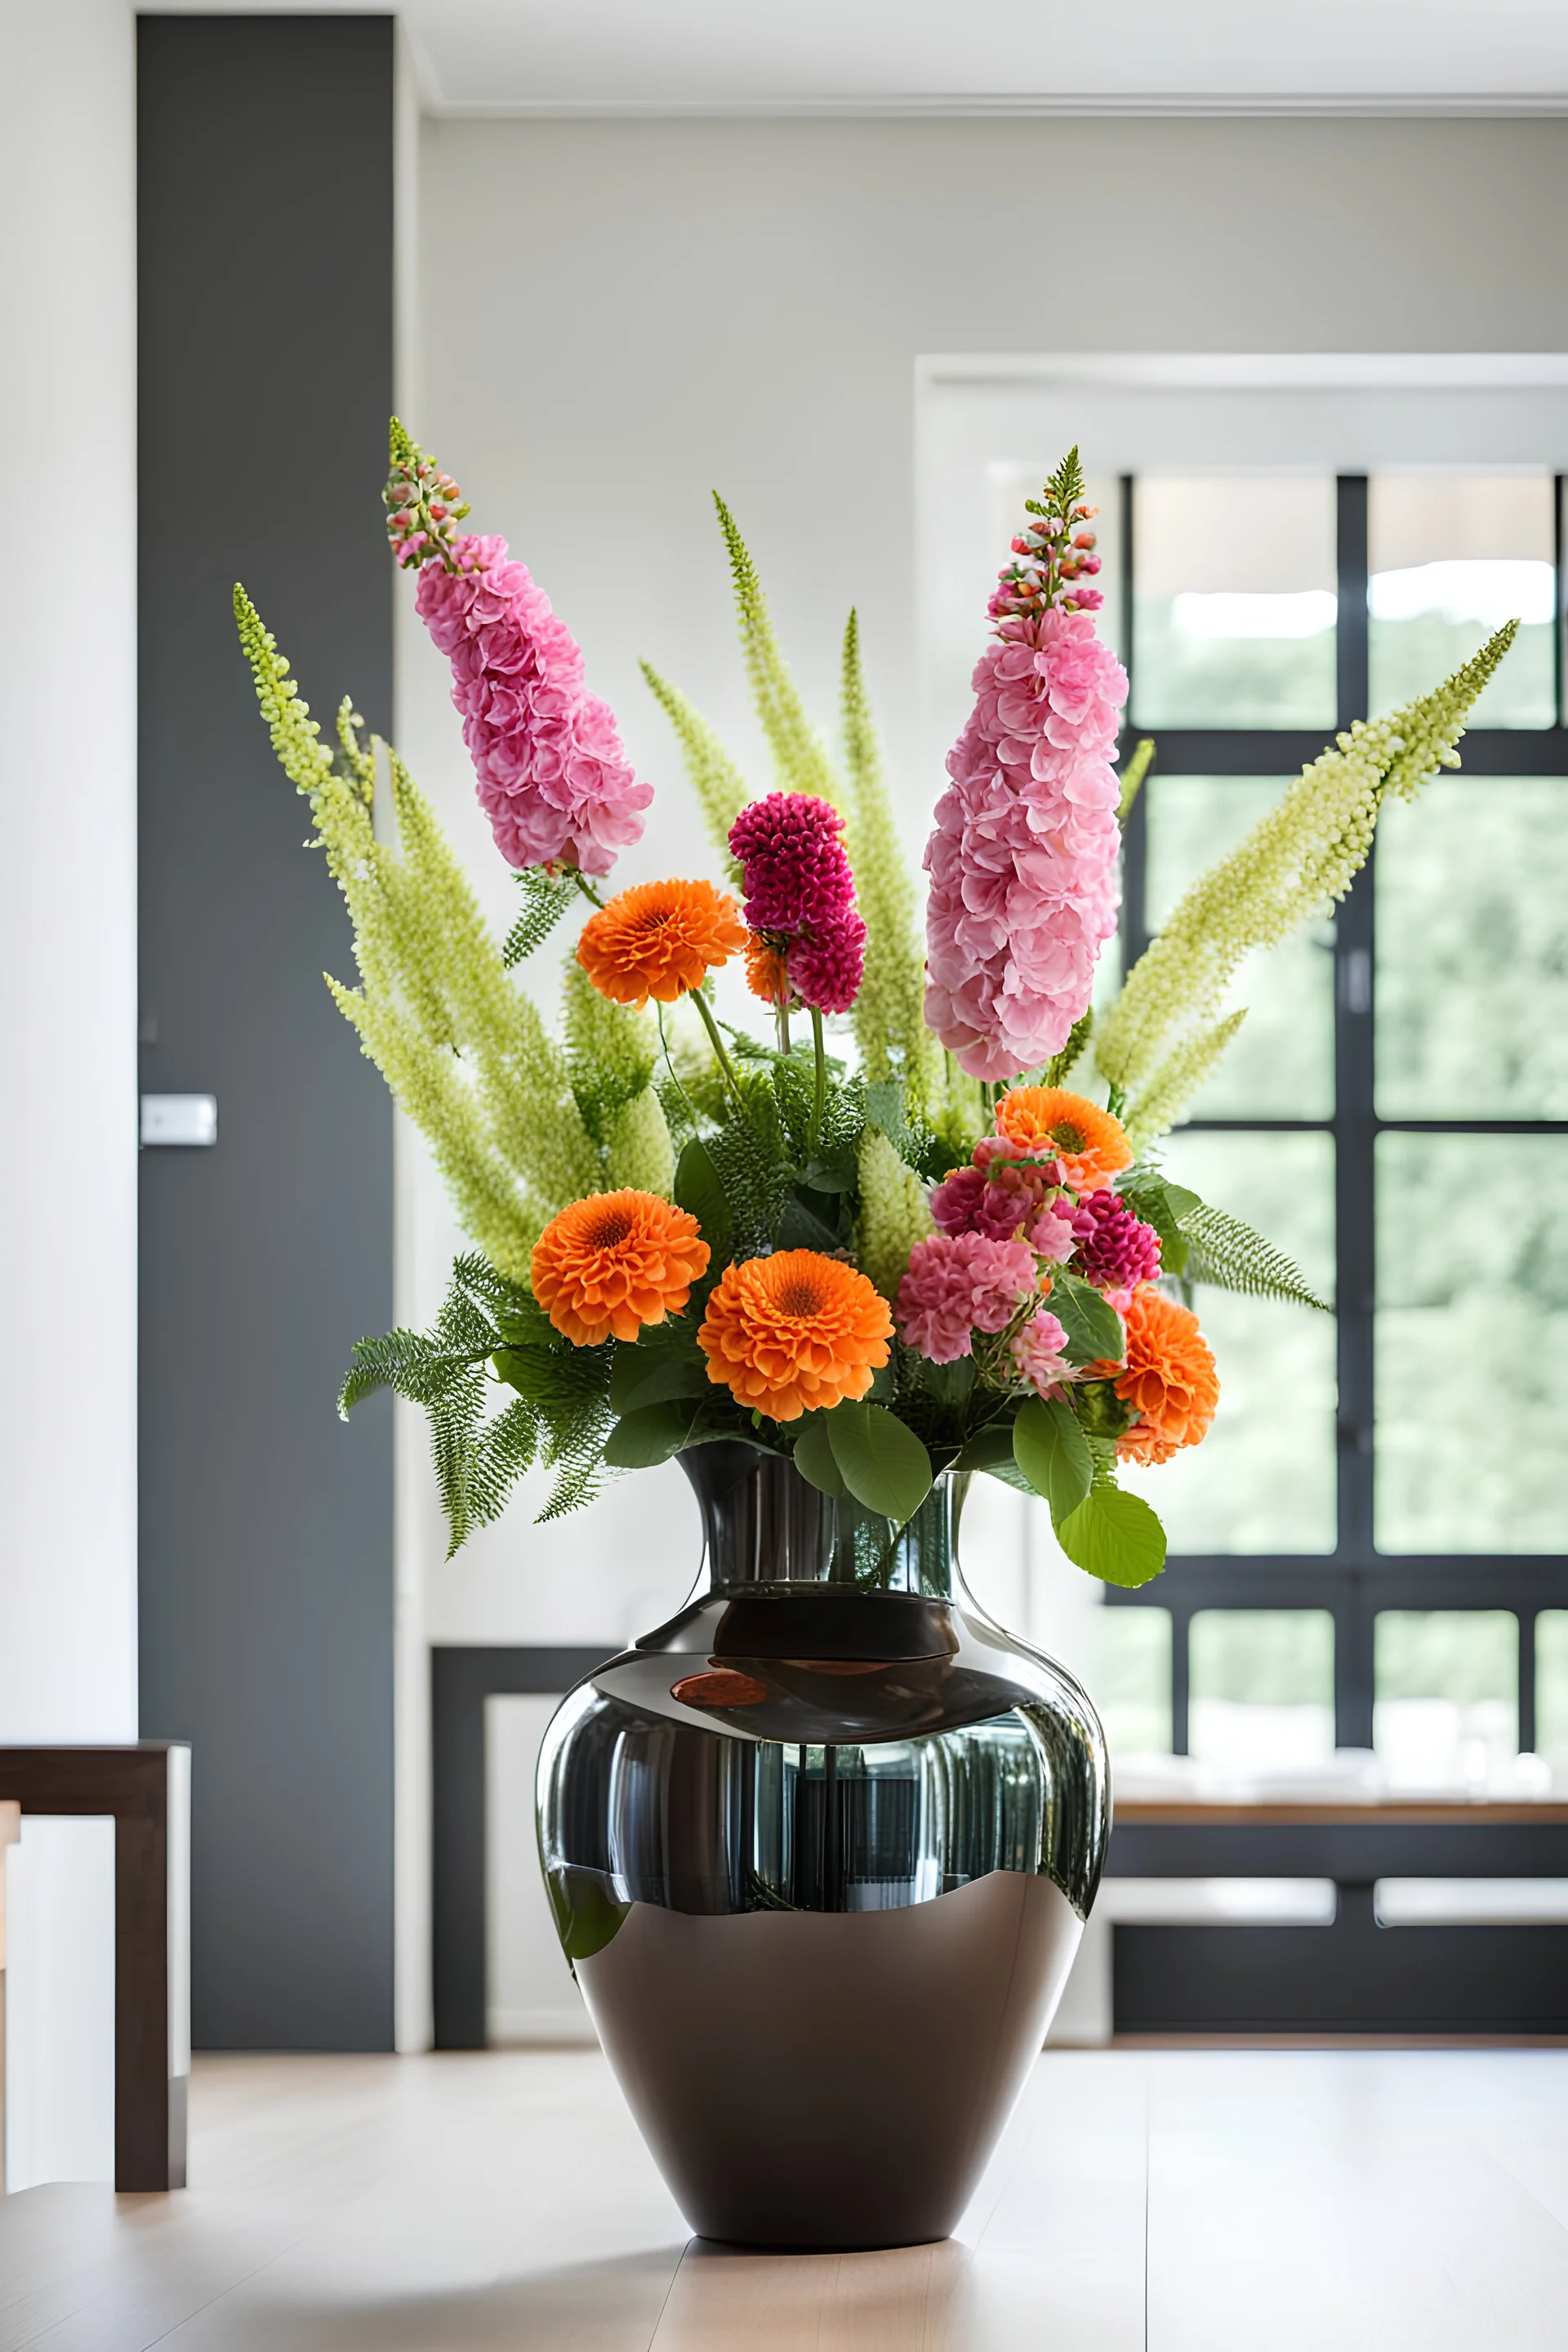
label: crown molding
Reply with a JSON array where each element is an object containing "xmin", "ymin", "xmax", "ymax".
[{"xmin": 425, "ymin": 90, "xmax": 1568, "ymax": 122}]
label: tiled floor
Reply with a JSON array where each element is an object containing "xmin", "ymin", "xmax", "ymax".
[{"xmin": 2, "ymin": 2047, "xmax": 1567, "ymax": 2347}]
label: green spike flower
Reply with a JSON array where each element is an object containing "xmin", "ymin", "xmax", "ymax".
[
  {"xmin": 1097, "ymin": 622, "xmax": 1517, "ymax": 1137},
  {"xmin": 234, "ymin": 586, "xmax": 599, "ymax": 1278},
  {"xmin": 639, "ymin": 659, "xmax": 750, "ymax": 873},
  {"xmin": 712, "ymin": 492, "xmax": 841, "ymax": 805},
  {"xmin": 856, "ymin": 1128, "xmax": 934, "ymax": 1303},
  {"xmin": 840, "ymin": 609, "xmax": 942, "ymax": 1111}
]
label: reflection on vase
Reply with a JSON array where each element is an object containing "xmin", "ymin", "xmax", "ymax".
[{"xmin": 537, "ymin": 1443, "xmax": 1109, "ymax": 2249}]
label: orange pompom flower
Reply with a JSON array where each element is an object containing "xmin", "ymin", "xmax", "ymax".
[
  {"xmin": 698, "ymin": 1250, "xmax": 893, "ymax": 1421},
  {"xmin": 994, "ymin": 1085, "xmax": 1133, "ymax": 1195},
  {"xmin": 744, "ymin": 933, "xmax": 791, "ymax": 1007},
  {"xmin": 577, "ymin": 877, "xmax": 747, "ymax": 1008},
  {"xmin": 531, "ymin": 1190, "xmax": 710, "ymax": 1346},
  {"xmin": 1113, "ymin": 1284, "xmax": 1219, "ymax": 1466}
]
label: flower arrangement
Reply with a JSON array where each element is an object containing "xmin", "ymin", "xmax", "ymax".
[{"xmin": 235, "ymin": 431, "xmax": 1515, "ymax": 1585}]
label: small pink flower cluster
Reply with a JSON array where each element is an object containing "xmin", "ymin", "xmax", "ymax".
[
  {"xmin": 893, "ymin": 1089, "xmax": 1160, "ymax": 1401},
  {"xmin": 895, "ymin": 1233, "xmax": 1038, "ymax": 1365},
  {"xmin": 923, "ymin": 470, "xmax": 1127, "ymax": 1081},
  {"xmin": 415, "ymin": 534, "xmax": 653, "ymax": 877},
  {"xmin": 728, "ymin": 792, "xmax": 867, "ymax": 1015},
  {"xmin": 930, "ymin": 1138, "xmax": 1077, "ymax": 1261}
]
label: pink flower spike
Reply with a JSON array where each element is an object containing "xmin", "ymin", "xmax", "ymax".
[
  {"xmin": 411, "ymin": 523, "xmax": 651, "ymax": 878},
  {"xmin": 924, "ymin": 570, "xmax": 1126, "ymax": 1077}
]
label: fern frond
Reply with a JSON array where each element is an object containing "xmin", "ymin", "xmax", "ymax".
[
  {"xmin": 639, "ymin": 660, "xmax": 751, "ymax": 870},
  {"xmin": 712, "ymin": 493, "xmax": 840, "ymax": 804},
  {"xmin": 1181, "ymin": 1204, "xmax": 1330, "ymax": 1312},
  {"xmin": 503, "ymin": 870, "xmax": 577, "ymax": 967}
]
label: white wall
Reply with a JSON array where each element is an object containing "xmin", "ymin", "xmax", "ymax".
[
  {"xmin": 394, "ymin": 110, "xmax": 1568, "ymax": 2034},
  {"xmin": 401, "ymin": 110, "xmax": 1568, "ymax": 1646},
  {"xmin": 0, "ymin": 0, "xmax": 138, "ymax": 1737}
]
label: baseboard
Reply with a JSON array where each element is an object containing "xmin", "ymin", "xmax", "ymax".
[{"xmin": 486, "ymin": 2007, "xmax": 599, "ymax": 2048}]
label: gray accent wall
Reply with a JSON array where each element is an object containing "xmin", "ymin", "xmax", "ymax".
[{"xmin": 138, "ymin": 14, "xmax": 396, "ymax": 2049}]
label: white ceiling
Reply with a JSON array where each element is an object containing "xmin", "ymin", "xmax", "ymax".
[{"xmin": 154, "ymin": 1, "xmax": 1568, "ymax": 114}]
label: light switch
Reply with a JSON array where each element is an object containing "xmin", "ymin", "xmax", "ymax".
[{"xmin": 140, "ymin": 1094, "xmax": 218, "ymax": 1147}]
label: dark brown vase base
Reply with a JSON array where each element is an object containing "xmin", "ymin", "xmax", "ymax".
[{"xmin": 577, "ymin": 1869, "xmax": 1083, "ymax": 2250}]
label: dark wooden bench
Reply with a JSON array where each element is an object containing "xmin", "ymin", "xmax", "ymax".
[{"xmin": 0, "ymin": 1745, "xmax": 189, "ymax": 2189}]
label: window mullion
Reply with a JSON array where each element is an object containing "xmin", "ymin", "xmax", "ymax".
[{"xmin": 1334, "ymin": 479, "xmax": 1378, "ymax": 1633}]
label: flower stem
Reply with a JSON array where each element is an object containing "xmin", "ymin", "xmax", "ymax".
[
  {"xmin": 775, "ymin": 1000, "xmax": 791, "ymax": 1055},
  {"xmin": 655, "ymin": 1004, "xmax": 700, "ymax": 1134},
  {"xmin": 688, "ymin": 986, "xmax": 748, "ymax": 1111},
  {"xmin": 566, "ymin": 866, "xmax": 604, "ymax": 911},
  {"xmin": 808, "ymin": 1007, "xmax": 827, "ymax": 1157}
]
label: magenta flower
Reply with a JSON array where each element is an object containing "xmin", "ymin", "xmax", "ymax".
[
  {"xmin": 729, "ymin": 791, "xmax": 866, "ymax": 1015},
  {"xmin": 1070, "ymin": 1191, "xmax": 1161, "ymax": 1294},
  {"xmin": 895, "ymin": 1232, "xmax": 1037, "ymax": 1364},
  {"xmin": 923, "ymin": 473, "xmax": 1126, "ymax": 1081},
  {"xmin": 1011, "ymin": 1309, "xmax": 1073, "ymax": 1396}
]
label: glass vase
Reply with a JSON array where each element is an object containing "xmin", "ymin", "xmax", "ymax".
[{"xmin": 537, "ymin": 1440, "xmax": 1109, "ymax": 2249}]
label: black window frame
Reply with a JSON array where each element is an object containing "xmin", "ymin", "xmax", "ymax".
[{"xmin": 1106, "ymin": 472, "xmax": 1568, "ymax": 1760}]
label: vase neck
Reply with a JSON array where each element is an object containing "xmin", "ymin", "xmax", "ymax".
[{"xmin": 679, "ymin": 1442, "xmax": 962, "ymax": 1601}]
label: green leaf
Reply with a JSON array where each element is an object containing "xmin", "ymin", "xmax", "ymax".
[
  {"xmin": 1054, "ymin": 1484, "xmax": 1167, "ymax": 1588},
  {"xmin": 953, "ymin": 1419, "xmax": 1016, "ymax": 1472},
  {"xmin": 801, "ymin": 1156, "xmax": 854, "ymax": 1194},
  {"xmin": 791, "ymin": 1414, "xmax": 850, "ymax": 1500},
  {"xmin": 912, "ymin": 1355, "xmax": 976, "ymax": 1406},
  {"xmin": 608, "ymin": 1337, "xmax": 708, "ymax": 1416},
  {"xmin": 825, "ymin": 1400, "xmax": 933, "ymax": 1522},
  {"xmin": 777, "ymin": 1193, "xmax": 843, "ymax": 1253},
  {"xmin": 603, "ymin": 1398, "xmax": 701, "ymax": 1468},
  {"xmin": 674, "ymin": 1138, "xmax": 733, "ymax": 1254},
  {"xmin": 1013, "ymin": 1395, "xmax": 1093, "ymax": 1520},
  {"xmin": 1118, "ymin": 1174, "xmax": 1196, "ymax": 1280},
  {"xmin": 1049, "ymin": 1271, "xmax": 1125, "ymax": 1366}
]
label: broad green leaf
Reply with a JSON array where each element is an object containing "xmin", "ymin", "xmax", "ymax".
[
  {"xmin": 1013, "ymin": 1395, "xmax": 1093, "ymax": 1519},
  {"xmin": 491, "ymin": 1343, "xmax": 562, "ymax": 1403},
  {"xmin": 608, "ymin": 1339, "xmax": 709, "ymax": 1416},
  {"xmin": 1054, "ymin": 1484, "xmax": 1167, "ymax": 1588},
  {"xmin": 954, "ymin": 1419, "xmax": 1017, "ymax": 1472},
  {"xmin": 1120, "ymin": 1174, "xmax": 1196, "ymax": 1279},
  {"xmin": 673, "ymin": 1138, "xmax": 733, "ymax": 1254},
  {"xmin": 826, "ymin": 1400, "xmax": 933, "ymax": 1522},
  {"xmin": 914, "ymin": 1355, "xmax": 976, "ymax": 1405},
  {"xmin": 778, "ymin": 1193, "xmax": 843, "ymax": 1252},
  {"xmin": 791, "ymin": 1414, "xmax": 850, "ymax": 1500},
  {"xmin": 1049, "ymin": 1271, "xmax": 1125, "ymax": 1366},
  {"xmin": 603, "ymin": 1397, "xmax": 701, "ymax": 1468}
]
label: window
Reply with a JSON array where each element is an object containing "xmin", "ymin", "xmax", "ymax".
[{"xmin": 1105, "ymin": 468, "xmax": 1568, "ymax": 1785}]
